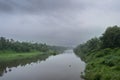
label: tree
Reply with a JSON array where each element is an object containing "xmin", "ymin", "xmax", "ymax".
[
  {"xmin": 0, "ymin": 37, "xmax": 7, "ymax": 50},
  {"xmin": 0, "ymin": 37, "xmax": 58, "ymax": 53},
  {"xmin": 74, "ymin": 37, "xmax": 101, "ymax": 60},
  {"xmin": 86, "ymin": 37, "xmax": 101, "ymax": 51},
  {"xmin": 100, "ymin": 25, "xmax": 120, "ymax": 48}
]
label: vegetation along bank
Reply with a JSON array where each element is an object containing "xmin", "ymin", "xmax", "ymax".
[
  {"xmin": 0, "ymin": 37, "xmax": 66, "ymax": 63},
  {"xmin": 74, "ymin": 25, "xmax": 120, "ymax": 80}
]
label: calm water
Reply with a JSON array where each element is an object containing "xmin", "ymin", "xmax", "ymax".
[{"xmin": 0, "ymin": 50, "xmax": 85, "ymax": 80}]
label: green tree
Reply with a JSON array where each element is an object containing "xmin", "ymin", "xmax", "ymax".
[
  {"xmin": 0, "ymin": 37, "xmax": 7, "ymax": 50},
  {"xmin": 74, "ymin": 37, "xmax": 101, "ymax": 60},
  {"xmin": 100, "ymin": 25, "xmax": 120, "ymax": 48}
]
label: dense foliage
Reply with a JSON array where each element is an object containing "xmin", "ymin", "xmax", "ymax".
[
  {"xmin": 74, "ymin": 26, "xmax": 120, "ymax": 58},
  {"xmin": 84, "ymin": 48, "xmax": 120, "ymax": 80},
  {"xmin": 74, "ymin": 37, "xmax": 101, "ymax": 60},
  {"xmin": 0, "ymin": 37, "xmax": 65, "ymax": 53},
  {"xmin": 100, "ymin": 25, "xmax": 120, "ymax": 48},
  {"xmin": 74, "ymin": 25, "xmax": 120, "ymax": 80}
]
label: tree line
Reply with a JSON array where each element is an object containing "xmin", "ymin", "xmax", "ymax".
[
  {"xmin": 0, "ymin": 37, "xmax": 65, "ymax": 53},
  {"xmin": 74, "ymin": 25, "xmax": 120, "ymax": 58}
]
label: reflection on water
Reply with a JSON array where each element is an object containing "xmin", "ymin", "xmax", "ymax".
[
  {"xmin": 0, "ymin": 50, "xmax": 85, "ymax": 80},
  {"xmin": 0, "ymin": 54, "xmax": 49, "ymax": 77}
]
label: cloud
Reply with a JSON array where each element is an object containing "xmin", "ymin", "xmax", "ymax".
[
  {"xmin": 0, "ymin": 0, "xmax": 85, "ymax": 14},
  {"xmin": 0, "ymin": 0, "xmax": 120, "ymax": 47}
]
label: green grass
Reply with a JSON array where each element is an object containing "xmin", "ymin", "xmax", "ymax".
[
  {"xmin": 79, "ymin": 48, "xmax": 120, "ymax": 80},
  {"xmin": 0, "ymin": 50, "xmax": 57, "ymax": 64},
  {"xmin": 0, "ymin": 51, "xmax": 41, "ymax": 62}
]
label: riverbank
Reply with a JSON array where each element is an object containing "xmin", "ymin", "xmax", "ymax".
[
  {"xmin": 74, "ymin": 26, "xmax": 120, "ymax": 80},
  {"xmin": 0, "ymin": 50, "xmax": 58, "ymax": 63},
  {"xmin": 0, "ymin": 50, "xmax": 59, "ymax": 76},
  {"xmin": 75, "ymin": 48, "xmax": 120, "ymax": 80},
  {"xmin": 0, "ymin": 50, "xmax": 85, "ymax": 80},
  {"xmin": 0, "ymin": 37, "xmax": 66, "ymax": 63}
]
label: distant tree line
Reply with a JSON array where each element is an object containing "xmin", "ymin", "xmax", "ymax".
[
  {"xmin": 49, "ymin": 46, "xmax": 67, "ymax": 53},
  {"xmin": 0, "ymin": 37, "xmax": 65, "ymax": 53},
  {"xmin": 74, "ymin": 25, "xmax": 120, "ymax": 57}
]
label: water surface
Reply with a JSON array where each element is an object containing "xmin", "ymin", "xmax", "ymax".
[{"xmin": 0, "ymin": 50, "xmax": 85, "ymax": 80}]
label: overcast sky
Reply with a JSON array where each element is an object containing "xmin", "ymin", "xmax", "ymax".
[{"xmin": 0, "ymin": 0, "xmax": 120, "ymax": 47}]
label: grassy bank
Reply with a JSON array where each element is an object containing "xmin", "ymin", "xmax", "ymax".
[
  {"xmin": 74, "ymin": 26, "xmax": 120, "ymax": 80},
  {"xmin": 0, "ymin": 50, "xmax": 57, "ymax": 76},
  {"xmin": 0, "ymin": 51, "xmax": 41, "ymax": 62},
  {"xmin": 77, "ymin": 48, "xmax": 120, "ymax": 80},
  {"xmin": 0, "ymin": 50, "xmax": 58, "ymax": 63}
]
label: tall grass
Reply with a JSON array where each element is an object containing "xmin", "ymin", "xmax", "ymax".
[{"xmin": 84, "ymin": 48, "xmax": 120, "ymax": 80}]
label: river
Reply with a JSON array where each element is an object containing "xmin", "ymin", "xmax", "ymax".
[{"xmin": 0, "ymin": 50, "xmax": 85, "ymax": 80}]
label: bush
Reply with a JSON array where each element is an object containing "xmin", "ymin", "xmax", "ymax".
[{"xmin": 94, "ymin": 73, "xmax": 101, "ymax": 80}]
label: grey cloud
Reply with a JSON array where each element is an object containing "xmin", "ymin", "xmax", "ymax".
[
  {"xmin": 0, "ymin": 0, "xmax": 120, "ymax": 47},
  {"xmin": 0, "ymin": 0, "xmax": 84, "ymax": 14},
  {"xmin": 0, "ymin": 0, "xmax": 13, "ymax": 12}
]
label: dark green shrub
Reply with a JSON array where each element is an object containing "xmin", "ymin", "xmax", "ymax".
[
  {"xmin": 94, "ymin": 73, "xmax": 101, "ymax": 80},
  {"xmin": 103, "ymin": 48, "xmax": 111, "ymax": 54}
]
